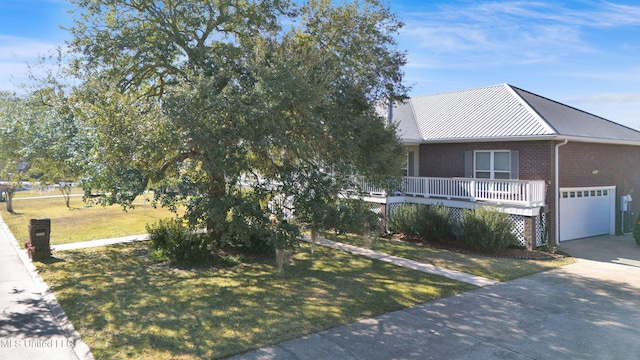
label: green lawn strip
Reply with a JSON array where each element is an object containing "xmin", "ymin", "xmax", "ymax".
[
  {"xmin": 322, "ymin": 233, "xmax": 574, "ymax": 282},
  {"xmin": 35, "ymin": 242, "xmax": 476, "ymax": 359},
  {"xmin": 2, "ymin": 192, "xmax": 177, "ymax": 246}
]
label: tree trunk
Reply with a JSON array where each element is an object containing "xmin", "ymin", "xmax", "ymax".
[
  {"xmin": 310, "ymin": 228, "xmax": 318, "ymax": 255},
  {"xmin": 59, "ymin": 186, "xmax": 72, "ymax": 208},
  {"xmin": 206, "ymin": 175, "xmax": 227, "ymax": 241},
  {"xmin": 5, "ymin": 192, "xmax": 14, "ymax": 213}
]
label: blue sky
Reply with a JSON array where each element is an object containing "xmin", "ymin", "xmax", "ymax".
[{"xmin": 1, "ymin": 0, "xmax": 639, "ymax": 129}]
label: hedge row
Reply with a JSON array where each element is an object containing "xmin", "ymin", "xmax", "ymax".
[{"xmin": 389, "ymin": 204, "xmax": 517, "ymax": 251}]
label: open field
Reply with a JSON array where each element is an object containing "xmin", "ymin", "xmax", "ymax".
[
  {"xmin": 1, "ymin": 189, "xmax": 178, "ymax": 246},
  {"xmin": 35, "ymin": 242, "xmax": 476, "ymax": 359},
  {"xmin": 12, "ymin": 186, "xmax": 85, "ymax": 199}
]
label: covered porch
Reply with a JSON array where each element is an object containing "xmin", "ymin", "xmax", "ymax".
[
  {"xmin": 355, "ymin": 177, "xmax": 549, "ymax": 249},
  {"xmin": 359, "ymin": 176, "xmax": 547, "ymax": 208}
]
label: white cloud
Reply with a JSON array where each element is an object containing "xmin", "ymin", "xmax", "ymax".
[
  {"xmin": 568, "ymin": 92, "xmax": 640, "ymax": 104},
  {"xmin": 0, "ymin": 35, "xmax": 58, "ymax": 60},
  {"xmin": 558, "ymin": 66, "xmax": 640, "ymax": 83},
  {"xmin": 397, "ymin": 1, "xmax": 640, "ymax": 68},
  {"xmin": 0, "ymin": 35, "xmax": 63, "ymax": 92}
]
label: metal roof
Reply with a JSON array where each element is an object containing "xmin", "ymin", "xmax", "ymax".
[
  {"xmin": 511, "ymin": 86, "xmax": 640, "ymax": 142},
  {"xmin": 394, "ymin": 84, "xmax": 640, "ymax": 144}
]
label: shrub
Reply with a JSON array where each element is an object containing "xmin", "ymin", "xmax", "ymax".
[
  {"xmin": 221, "ymin": 211, "xmax": 276, "ymax": 254},
  {"xmin": 633, "ymin": 216, "xmax": 640, "ymax": 246},
  {"xmin": 273, "ymin": 220, "xmax": 301, "ymax": 250},
  {"xmin": 333, "ymin": 199, "xmax": 380, "ymax": 235},
  {"xmin": 147, "ymin": 218, "xmax": 212, "ymax": 263},
  {"xmin": 389, "ymin": 204, "xmax": 453, "ymax": 242},
  {"xmin": 389, "ymin": 203, "xmax": 419, "ymax": 236},
  {"xmin": 455, "ymin": 206, "xmax": 517, "ymax": 251},
  {"xmin": 416, "ymin": 205, "xmax": 453, "ymax": 242}
]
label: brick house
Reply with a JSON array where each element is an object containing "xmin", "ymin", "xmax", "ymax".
[{"xmin": 368, "ymin": 84, "xmax": 640, "ymax": 248}]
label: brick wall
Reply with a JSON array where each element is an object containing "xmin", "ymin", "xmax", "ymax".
[
  {"xmin": 418, "ymin": 141, "xmax": 554, "ymax": 182},
  {"xmin": 559, "ymin": 142, "xmax": 640, "ymax": 233},
  {"xmin": 418, "ymin": 140, "xmax": 640, "ymax": 241},
  {"xmin": 419, "ymin": 141, "xmax": 558, "ymax": 241}
]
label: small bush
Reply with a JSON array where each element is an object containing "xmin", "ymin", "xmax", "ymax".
[
  {"xmin": 389, "ymin": 203, "xmax": 419, "ymax": 236},
  {"xmin": 221, "ymin": 214, "xmax": 275, "ymax": 254},
  {"xmin": 147, "ymin": 218, "xmax": 212, "ymax": 263},
  {"xmin": 633, "ymin": 216, "xmax": 640, "ymax": 246},
  {"xmin": 220, "ymin": 204, "xmax": 301, "ymax": 254},
  {"xmin": 455, "ymin": 206, "xmax": 517, "ymax": 251},
  {"xmin": 333, "ymin": 199, "xmax": 380, "ymax": 235},
  {"xmin": 416, "ymin": 205, "xmax": 453, "ymax": 242},
  {"xmin": 220, "ymin": 200, "xmax": 279, "ymax": 254},
  {"xmin": 389, "ymin": 204, "xmax": 453, "ymax": 242}
]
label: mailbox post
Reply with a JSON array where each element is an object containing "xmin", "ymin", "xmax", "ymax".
[{"xmin": 26, "ymin": 218, "xmax": 51, "ymax": 260}]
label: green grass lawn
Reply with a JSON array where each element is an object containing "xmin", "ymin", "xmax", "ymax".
[
  {"xmin": 322, "ymin": 233, "xmax": 574, "ymax": 282},
  {"xmin": 35, "ymin": 242, "xmax": 476, "ymax": 359},
  {"xmin": 2, "ymin": 189, "xmax": 178, "ymax": 246},
  {"xmin": 5, "ymin": 189, "xmax": 574, "ymax": 358}
]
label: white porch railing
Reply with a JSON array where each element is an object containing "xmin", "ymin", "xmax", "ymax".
[{"xmin": 359, "ymin": 177, "xmax": 546, "ymax": 207}]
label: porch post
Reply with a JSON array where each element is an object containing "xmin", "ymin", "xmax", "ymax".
[
  {"xmin": 423, "ymin": 177, "xmax": 429, "ymax": 197},
  {"xmin": 382, "ymin": 202, "xmax": 389, "ymax": 233},
  {"xmin": 469, "ymin": 179, "xmax": 476, "ymax": 202},
  {"xmin": 524, "ymin": 216, "xmax": 536, "ymax": 250}
]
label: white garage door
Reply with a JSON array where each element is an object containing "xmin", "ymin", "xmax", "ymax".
[{"xmin": 559, "ymin": 186, "xmax": 616, "ymax": 242}]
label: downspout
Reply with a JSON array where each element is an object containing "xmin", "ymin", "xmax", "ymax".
[{"xmin": 554, "ymin": 138, "xmax": 568, "ymax": 246}]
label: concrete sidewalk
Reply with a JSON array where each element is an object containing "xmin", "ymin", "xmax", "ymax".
[
  {"xmin": 0, "ymin": 219, "xmax": 93, "ymax": 360},
  {"xmin": 306, "ymin": 235, "xmax": 498, "ymax": 287},
  {"xmin": 51, "ymin": 234, "xmax": 150, "ymax": 252}
]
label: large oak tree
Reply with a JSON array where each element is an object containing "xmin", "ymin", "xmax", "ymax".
[{"xmin": 64, "ymin": 0, "xmax": 408, "ymax": 250}]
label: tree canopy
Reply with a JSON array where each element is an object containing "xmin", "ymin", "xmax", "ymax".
[
  {"xmin": 61, "ymin": 0, "xmax": 408, "ymax": 252},
  {"xmin": 0, "ymin": 87, "xmax": 92, "ymax": 210}
]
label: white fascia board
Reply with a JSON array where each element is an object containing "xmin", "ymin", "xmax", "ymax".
[
  {"xmin": 419, "ymin": 135, "xmax": 558, "ymax": 143},
  {"xmin": 559, "ymin": 135, "xmax": 640, "ymax": 147},
  {"xmin": 401, "ymin": 140, "xmax": 423, "ymax": 146},
  {"xmin": 417, "ymin": 135, "xmax": 640, "ymax": 146}
]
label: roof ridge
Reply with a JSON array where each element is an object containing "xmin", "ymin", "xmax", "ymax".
[
  {"xmin": 509, "ymin": 84, "xmax": 640, "ymax": 135},
  {"xmin": 409, "ymin": 83, "xmax": 507, "ymax": 99},
  {"xmin": 504, "ymin": 84, "xmax": 559, "ymax": 135}
]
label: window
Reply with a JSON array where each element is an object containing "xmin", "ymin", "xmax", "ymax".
[
  {"xmin": 474, "ymin": 150, "xmax": 511, "ymax": 179},
  {"xmin": 407, "ymin": 151, "xmax": 415, "ymax": 177}
]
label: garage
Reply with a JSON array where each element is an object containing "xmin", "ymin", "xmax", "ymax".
[{"xmin": 559, "ymin": 186, "xmax": 616, "ymax": 242}]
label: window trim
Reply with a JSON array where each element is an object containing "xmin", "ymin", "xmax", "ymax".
[{"xmin": 474, "ymin": 150, "xmax": 511, "ymax": 179}]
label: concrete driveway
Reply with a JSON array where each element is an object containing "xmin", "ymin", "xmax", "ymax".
[
  {"xmin": 561, "ymin": 234, "xmax": 640, "ymax": 269},
  {"xmin": 232, "ymin": 235, "xmax": 640, "ymax": 359}
]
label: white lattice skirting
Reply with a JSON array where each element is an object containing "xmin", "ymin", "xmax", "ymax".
[{"xmin": 386, "ymin": 203, "xmax": 546, "ymax": 247}]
